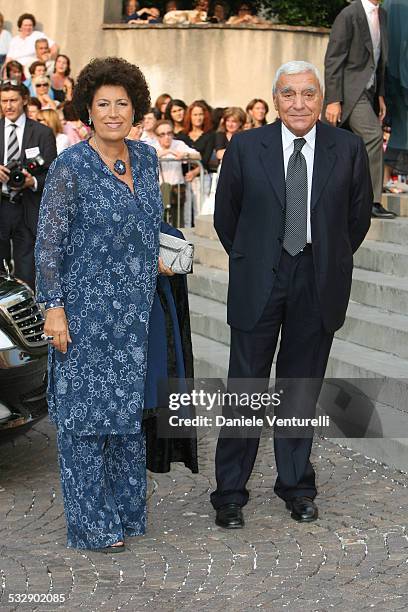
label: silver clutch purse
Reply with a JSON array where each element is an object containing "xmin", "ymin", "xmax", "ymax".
[{"xmin": 159, "ymin": 232, "xmax": 194, "ymax": 274}]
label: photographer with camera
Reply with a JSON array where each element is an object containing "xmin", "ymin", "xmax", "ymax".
[{"xmin": 0, "ymin": 81, "xmax": 57, "ymax": 288}]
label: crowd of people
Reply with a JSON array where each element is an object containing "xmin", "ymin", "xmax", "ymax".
[
  {"xmin": 1, "ymin": 6, "xmax": 406, "ymax": 227},
  {"xmin": 123, "ymin": 0, "xmax": 269, "ymax": 26}
]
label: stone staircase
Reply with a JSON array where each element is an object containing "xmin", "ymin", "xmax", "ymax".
[{"xmin": 184, "ymin": 192, "xmax": 408, "ymax": 472}]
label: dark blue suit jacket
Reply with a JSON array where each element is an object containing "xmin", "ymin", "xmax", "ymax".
[{"xmin": 214, "ymin": 119, "xmax": 372, "ymax": 333}]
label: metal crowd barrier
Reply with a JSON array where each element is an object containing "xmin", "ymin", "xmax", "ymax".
[{"xmin": 158, "ymin": 157, "xmax": 205, "ymax": 228}]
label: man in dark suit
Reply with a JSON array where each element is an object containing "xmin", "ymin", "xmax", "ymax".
[
  {"xmin": 324, "ymin": 0, "xmax": 392, "ymax": 218},
  {"xmin": 0, "ymin": 81, "xmax": 57, "ymax": 288},
  {"xmin": 211, "ymin": 61, "xmax": 372, "ymax": 528}
]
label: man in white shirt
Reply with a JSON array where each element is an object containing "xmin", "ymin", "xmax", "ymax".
[
  {"xmin": 5, "ymin": 12, "xmax": 58, "ymax": 70},
  {"xmin": 324, "ymin": 0, "xmax": 392, "ymax": 218},
  {"xmin": 212, "ymin": 61, "xmax": 372, "ymax": 528}
]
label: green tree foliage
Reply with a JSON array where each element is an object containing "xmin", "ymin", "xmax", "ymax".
[{"xmin": 260, "ymin": 0, "xmax": 349, "ymax": 28}]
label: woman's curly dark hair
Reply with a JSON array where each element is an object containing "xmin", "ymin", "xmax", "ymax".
[{"xmin": 72, "ymin": 57, "xmax": 151, "ymax": 126}]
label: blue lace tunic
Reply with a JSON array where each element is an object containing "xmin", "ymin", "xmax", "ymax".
[{"xmin": 35, "ymin": 139, "xmax": 163, "ymax": 435}]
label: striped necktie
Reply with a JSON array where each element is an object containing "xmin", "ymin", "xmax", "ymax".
[
  {"xmin": 7, "ymin": 124, "xmax": 20, "ymax": 162},
  {"xmin": 283, "ymin": 137, "xmax": 308, "ymax": 256}
]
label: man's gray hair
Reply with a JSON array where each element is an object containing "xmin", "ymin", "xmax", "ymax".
[{"xmin": 272, "ymin": 61, "xmax": 324, "ymax": 95}]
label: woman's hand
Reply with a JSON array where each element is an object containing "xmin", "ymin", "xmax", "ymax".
[
  {"xmin": 44, "ymin": 307, "xmax": 72, "ymax": 354},
  {"xmin": 158, "ymin": 256, "xmax": 175, "ymax": 276},
  {"xmin": 185, "ymin": 166, "xmax": 200, "ymax": 182}
]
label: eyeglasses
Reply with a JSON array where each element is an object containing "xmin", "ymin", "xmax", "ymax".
[
  {"xmin": 157, "ymin": 131, "xmax": 173, "ymax": 137},
  {"xmin": 35, "ymin": 83, "xmax": 48, "ymax": 88}
]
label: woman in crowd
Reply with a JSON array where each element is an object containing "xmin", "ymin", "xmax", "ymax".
[
  {"xmin": 153, "ymin": 119, "xmax": 200, "ymax": 227},
  {"xmin": 178, "ymin": 100, "xmax": 214, "ymax": 168},
  {"xmin": 0, "ymin": 12, "xmax": 12, "ymax": 69},
  {"xmin": 383, "ymin": 0, "xmax": 408, "ymax": 193},
  {"xmin": 165, "ymin": 99, "xmax": 187, "ymax": 135},
  {"xmin": 155, "ymin": 93, "xmax": 172, "ymax": 119},
  {"xmin": 27, "ymin": 95, "xmax": 42, "ymax": 120},
  {"xmin": 208, "ymin": 0, "xmax": 230, "ymax": 23},
  {"xmin": 62, "ymin": 100, "xmax": 91, "ymax": 145},
  {"xmin": 176, "ymin": 100, "xmax": 214, "ymax": 219},
  {"xmin": 51, "ymin": 54, "xmax": 72, "ymax": 103},
  {"xmin": 226, "ymin": 2, "xmax": 264, "ymax": 25},
  {"xmin": 35, "ymin": 56, "xmax": 167, "ymax": 552},
  {"xmin": 27, "ymin": 60, "xmax": 48, "ymax": 95},
  {"xmin": 33, "ymin": 75, "xmax": 58, "ymax": 109},
  {"xmin": 39, "ymin": 108, "xmax": 70, "ymax": 154},
  {"xmin": 5, "ymin": 13, "xmax": 57, "ymax": 69},
  {"xmin": 246, "ymin": 98, "xmax": 269, "ymax": 127},
  {"xmin": 215, "ymin": 106, "xmax": 246, "ymax": 160},
  {"xmin": 4, "ymin": 60, "xmax": 25, "ymax": 83},
  {"xmin": 140, "ymin": 107, "xmax": 158, "ymax": 145}
]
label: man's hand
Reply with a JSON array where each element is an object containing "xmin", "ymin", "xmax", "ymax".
[
  {"xmin": 44, "ymin": 307, "xmax": 72, "ymax": 354},
  {"xmin": 158, "ymin": 256, "xmax": 175, "ymax": 276},
  {"xmin": 22, "ymin": 169, "xmax": 35, "ymax": 189},
  {"xmin": 325, "ymin": 102, "xmax": 342, "ymax": 126},
  {"xmin": 0, "ymin": 165, "xmax": 10, "ymax": 184},
  {"xmin": 378, "ymin": 96, "xmax": 386, "ymax": 122}
]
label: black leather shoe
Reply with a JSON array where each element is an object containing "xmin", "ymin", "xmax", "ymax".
[
  {"xmin": 215, "ymin": 504, "xmax": 244, "ymax": 529},
  {"xmin": 371, "ymin": 203, "xmax": 396, "ymax": 219},
  {"xmin": 285, "ymin": 497, "xmax": 318, "ymax": 522}
]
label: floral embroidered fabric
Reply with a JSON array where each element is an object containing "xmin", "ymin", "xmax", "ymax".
[{"xmin": 35, "ymin": 139, "xmax": 163, "ymax": 435}]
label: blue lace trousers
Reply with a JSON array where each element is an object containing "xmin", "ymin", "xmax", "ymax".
[{"xmin": 56, "ymin": 429, "xmax": 146, "ymax": 549}]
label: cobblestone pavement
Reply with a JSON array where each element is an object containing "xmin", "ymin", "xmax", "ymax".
[{"xmin": 1, "ymin": 418, "xmax": 408, "ymax": 612}]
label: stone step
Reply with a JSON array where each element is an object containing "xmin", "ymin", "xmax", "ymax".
[
  {"xmin": 354, "ymin": 240, "xmax": 408, "ymax": 277},
  {"xmin": 192, "ymin": 330, "xmax": 408, "ymax": 391},
  {"xmin": 193, "ymin": 215, "xmax": 217, "ymax": 241},
  {"xmin": 338, "ymin": 301, "xmax": 408, "ymax": 360},
  {"xmin": 367, "ymin": 217, "xmax": 408, "ymax": 245},
  {"xmin": 194, "ymin": 213, "xmax": 408, "ymax": 245},
  {"xmin": 351, "ymin": 268, "xmax": 408, "ymax": 315},
  {"xmin": 191, "ymin": 230, "xmax": 408, "ymax": 281},
  {"xmin": 189, "ymin": 292, "xmax": 408, "ymax": 361},
  {"xmin": 381, "ymin": 192, "xmax": 408, "ymax": 217},
  {"xmin": 187, "ymin": 264, "xmax": 228, "ymax": 304},
  {"xmin": 191, "ymin": 332, "xmax": 408, "ymax": 471},
  {"xmin": 189, "ymin": 263, "xmax": 408, "ymax": 317}
]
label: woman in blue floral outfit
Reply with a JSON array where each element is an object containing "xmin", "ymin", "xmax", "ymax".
[{"xmin": 35, "ymin": 57, "xmax": 169, "ymax": 552}]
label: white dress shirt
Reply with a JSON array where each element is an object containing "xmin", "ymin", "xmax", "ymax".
[
  {"xmin": 4, "ymin": 113, "xmax": 26, "ymax": 165},
  {"xmin": 281, "ymin": 122, "xmax": 316, "ymax": 244},
  {"xmin": 0, "ymin": 29, "xmax": 12, "ymax": 55},
  {"xmin": 361, "ymin": 0, "xmax": 381, "ymax": 90},
  {"xmin": 153, "ymin": 139, "xmax": 199, "ymax": 185},
  {"xmin": 7, "ymin": 30, "xmax": 54, "ymax": 66}
]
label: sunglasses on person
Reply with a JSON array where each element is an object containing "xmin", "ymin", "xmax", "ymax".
[{"xmin": 35, "ymin": 82, "xmax": 49, "ymax": 88}]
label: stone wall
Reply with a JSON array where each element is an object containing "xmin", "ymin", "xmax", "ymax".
[{"xmin": 0, "ymin": 0, "xmax": 329, "ymax": 110}]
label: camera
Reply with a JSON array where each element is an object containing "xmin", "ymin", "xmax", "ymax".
[{"xmin": 6, "ymin": 155, "xmax": 45, "ymax": 190}]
